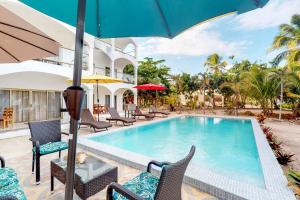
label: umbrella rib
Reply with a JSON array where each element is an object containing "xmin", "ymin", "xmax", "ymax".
[
  {"xmin": 155, "ymin": 0, "xmax": 171, "ymax": 38},
  {"xmin": 0, "ymin": 30, "xmax": 58, "ymax": 56},
  {"xmin": 0, "ymin": 46, "xmax": 20, "ymax": 62},
  {"xmin": 0, "ymin": 22, "xmax": 57, "ymax": 42}
]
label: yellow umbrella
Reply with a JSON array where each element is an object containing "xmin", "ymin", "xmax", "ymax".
[{"xmin": 67, "ymin": 74, "xmax": 123, "ymax": 120}]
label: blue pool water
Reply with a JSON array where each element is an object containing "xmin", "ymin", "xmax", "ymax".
[{"xmin": 89, "ymin": 116, "xmax": 265, "ymax": 187}]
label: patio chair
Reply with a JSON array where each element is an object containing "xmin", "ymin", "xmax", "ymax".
[
  {"xmin": 106, "ymin": 108, "xmax": 136, "ymax": 126},
  {"xmin": 79, "ymin": 108, "xmax": 112, "ymax": 132},
  {"xmin": 132, "ymin": 107, "xmax": 155, "ymax": 120},
  {"xmin": 149, "ymin": 106, "xmax": 170, "ymax": 117},
  {"xmin": 107, "ymin": 145, "xmax": 195, "ymax": 200},
  {"xmin": 28, "ymin": 120, "xmax": 68, "ymax": 184},
  {"xmin": 0, "ymin": 156, "xmax": 26, "ymax": 200}
]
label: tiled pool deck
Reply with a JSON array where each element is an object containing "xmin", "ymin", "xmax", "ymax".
[{"xmin": 78, "ymin": 115, "xmax": 295, "ymax": 200}]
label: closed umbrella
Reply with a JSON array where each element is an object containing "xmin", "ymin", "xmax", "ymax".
[
  {"xmin": 67, "ymin": 74, "xmax": 123, "ymax": 121},
  {"xmin": 134, "ymin": 83, "xmax": 166, "ymax": 108},
  {"xmin": 19, "ymin": 0, "xmax": 270, "ymax": 199},
  {"xmin": 0, "ymin": 4, "xmax": 59, "ymax": 63}
]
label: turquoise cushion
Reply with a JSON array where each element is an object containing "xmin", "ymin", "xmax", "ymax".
[
  {"xmin": 33, "ymin": 141, "xmax": 68, "ymax": 155},
  {"xmin": 0, "ymin": 168, "xmax": 18, "ymax": 189},
  {"xmin": 0, "ymin": 182, "xmax": 27, "ymax": 200},
  {"xmin": 0, "ymin": 168, "xmax": 26, "ymax": 200},
  {"xmin": 113, "ymin": 172, "xmax": 159, "ymax": 200}
]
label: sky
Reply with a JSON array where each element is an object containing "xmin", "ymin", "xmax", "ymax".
[{"xmin": 136, "ymin": 0, "xmax": 300, "ymax": 75}]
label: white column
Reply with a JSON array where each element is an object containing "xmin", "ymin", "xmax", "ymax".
[
  {"xmin": 134, "ymin": 64, "xmax": 138, "ymax": 85},
  {"xmin": 87, "ymin": 85, "xmax": 94, "ymax": 112},
  {"xmin": 111, "ymin": 39, "xmax": 115, "ymax": 78},
  {"xmin": 88, "ymin": 46, "xmax": 94, "ymax": 74},
  {"xmin": 133, "ymin": 89, "xmax": 138, "ymax": 105},
  {"xmin": 111, "ymin": 60, "xmax": 115, "ymax": 78},
  {"xmin": 110, "ymin": 94, "xmax": 114, "ymax": 108}
]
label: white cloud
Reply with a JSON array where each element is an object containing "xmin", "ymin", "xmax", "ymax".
[
  {"xmin": 138, "ymin": 23, "xmax": 248, "ymax": 58},
  {"xmin": 234, "ymin": 0, "xmax": 300, "ymax": 30}
]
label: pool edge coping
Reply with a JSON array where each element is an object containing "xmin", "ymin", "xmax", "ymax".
[{"xmin": 78, "ymin": 114, "xmax": 295, "ymax": 200}]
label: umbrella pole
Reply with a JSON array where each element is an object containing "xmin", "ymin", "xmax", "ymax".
[
  {"xmin": 97, "ymin": 81, "xmax": 100, "ymax": 121},
  {"xmin": 156, "ymin": 90, "xmax": 158, "ymax": 108},
  {"xmin": 65, "ymin": 0, "xmax": 86, "ymax": 199}
]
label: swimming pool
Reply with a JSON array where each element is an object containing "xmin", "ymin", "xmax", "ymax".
[
  {"xmin": 88, "ymin": 116, "xmax": 265, "ymax": 187},
  {"xmin": 79, "ymin": 115, "xmax": 294, "ymax": 200}
]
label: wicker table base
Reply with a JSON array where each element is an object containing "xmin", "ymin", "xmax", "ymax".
[{"xmin": 51, "ymin": 155, "xmax": 118, "ymax": 200}]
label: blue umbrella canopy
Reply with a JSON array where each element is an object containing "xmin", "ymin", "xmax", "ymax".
[{"xmin": 20, "ymin": 0, "xmax": 269, "ymax": 38}]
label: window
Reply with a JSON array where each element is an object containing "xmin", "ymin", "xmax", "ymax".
[
  {"xmin": 11, "ymin": 90, "xmax": 30, "ymax": 122},
  {"xmin": 105, "ymin": 95, "xmax": 110, "ymax": 108},
  {"xmin": 0, "ymin": 90, "xmax": 9, "ymax": 115},
  {"xmin": 32, "ymin": 91, "xmax": 47, "ymax": 121}
]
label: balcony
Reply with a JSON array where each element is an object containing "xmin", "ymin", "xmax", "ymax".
[
  {"xmin": 34, "ymin": 47, "xmax": 89, "ymax": 70},
  {"xmin": 94, "ymin": 67, "xmax": 135, "ymax": 84}
]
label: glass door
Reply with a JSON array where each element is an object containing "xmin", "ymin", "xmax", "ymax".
[
  {"xmin": 105, "ymin": 95, "xmax": 110, "ymax": 108},
  {"xmin": 0, "ymin": 90, "xmax": 10, "ymax": 115},
  {"xmin": 32, "ymin": 91, "xmax": 47, "ymax": 121},
  {"xmin": 11, "ymin": 90, "xmax": 30, "ymax": 122},
  {"xmin": 47, "ymin": 91, "xmax": 61, "ymax": 119}
]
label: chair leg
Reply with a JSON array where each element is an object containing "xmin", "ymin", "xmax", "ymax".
[
  {"xmin": 59, "ymin": 151, "xmax": 61, "ymax": 158},
  {"xmin": 32, "ymin": 152, "xmax": 35, "ymax": 174},
  {"xmin": 36, "ymin": 154, "xmax": 40, "ymax": 185}
]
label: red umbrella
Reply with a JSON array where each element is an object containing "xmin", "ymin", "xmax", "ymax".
[
  {"xmin": 134, "ymin": 84, "xmax": 166, "ymax": 107},
  {"xmin": 134, "ymin": 83, "xmax": 166, "ymax": 91}
]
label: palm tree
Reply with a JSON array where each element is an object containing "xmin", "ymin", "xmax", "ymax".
[
  {"xmin": 199, "ymin": 71, "xmax": 210, "ymax": 113},
  {"xmin": 270, "ymin": 14, "xmax": 300, "ymax": 67},
  {"xmin": 204, "ymin": 53, "xmax": 227, "ymax": 74},
  {"xmin": 268, "ymin": 66, "xmax": 291, "ymax": 120},
  {"xmin": 241, "ymin": 66, "xmax": 280, "ymax": 115}
]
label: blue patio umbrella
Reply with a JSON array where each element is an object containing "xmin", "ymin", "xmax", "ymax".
[{"xmin": 19, "ymin": 0, "xmax": 270, "ymax": 199}]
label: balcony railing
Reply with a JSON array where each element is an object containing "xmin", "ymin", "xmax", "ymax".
[
  {"xmin": 94, "ymin": 67, "xmax": 135, "ymax": 84},
  {"xmin": 34, "ymin": 47, "xmax": 89, "ymax": 70}
]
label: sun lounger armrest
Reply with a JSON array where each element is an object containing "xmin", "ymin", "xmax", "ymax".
[
  {"xmin": 147, "ymin": 160, "xmax": 171, "ymax": 173},
  {"xmin": 61, "ymin": 131, "xmax": 69, "ymax": 136},
  {"xmin": 0, "ymin": 156, "xmax": 5, "ymax": 168},
  {"xmin": 107, "ymin": 182, "xmax": 143, "ymax": 200}
]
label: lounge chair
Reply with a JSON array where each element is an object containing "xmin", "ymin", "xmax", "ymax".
[
  {"xmin": 0, "ymin": 156, "xmax": 26, "ymax": 200},
  {"xmin": 28, "ymin": 120, "xmax": 68, "ymax": 184},
  {"xmin": 79, "ymin": 108, "xmax": 112, "ymax": 132},
  {"xmin": 149, "ymin": 106, "xmax": 170, "ymax": 117},
  {"xmin": 106, "ymin": 108, "xmax": 136, "ymax": 126},
  {"xmin": 107, "ymin": 145, "xmax": 195, "ymax": 200},
  {"xmin": 132, "ymin": 107, "xmax": 155, "ymax": 120}
]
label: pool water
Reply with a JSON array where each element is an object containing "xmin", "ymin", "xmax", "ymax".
[{"xmin": 89, "ymin": 116, "xmax": 265, "ymax": 187}]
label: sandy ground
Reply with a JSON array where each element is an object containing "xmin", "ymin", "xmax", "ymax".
[{"xmin": 265, "ymin": 119, "xmax": 300, "ymax": 170}]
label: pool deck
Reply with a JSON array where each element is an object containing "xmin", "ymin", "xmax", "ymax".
[{"xmin": 78, "ymin": 115, "xmax": 295, "ymax": 200}]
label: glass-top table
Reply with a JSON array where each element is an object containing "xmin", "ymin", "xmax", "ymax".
[{"xmin": 51, "ymin": 155, "xmax": 118, "ymax": 200}]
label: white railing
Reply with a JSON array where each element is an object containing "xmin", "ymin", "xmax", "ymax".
[{"xmin": 94, "ymin": 66, "xmax": 135, "ymax": 84}]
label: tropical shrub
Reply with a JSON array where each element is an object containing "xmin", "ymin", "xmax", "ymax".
[
  {"xmin": 262, "ymin": 126, "xmax": 282, "ymax": 151},
  {"xmin": 257, "ymin": 113, "xmax": 266, "ymax": 124},
  {"xmin": 275, "ymin": 150, "xmax": 294, "ymax": 165},
  {"xmin": 287, "ymin": 169, "xmax": 300, "ymax": 196},
  {"xmin": 240, "ymin": 111, "xmax": 255, "ymax": 116}
]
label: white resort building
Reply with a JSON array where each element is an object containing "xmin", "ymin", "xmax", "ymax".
[{"xmin": 0, "ymin": 15, "xmax": 138, "ymax": 124}]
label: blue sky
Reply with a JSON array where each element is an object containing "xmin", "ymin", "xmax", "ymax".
[{"xmin": 137, "ymin": 0, "xmax": 300, "ymax": 75}]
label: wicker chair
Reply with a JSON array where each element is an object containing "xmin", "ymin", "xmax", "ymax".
[
  {"xmin": 0, "ymin": 156, "xmax": 26, "ymax": 200},
  {"xmin": 28, "ymin": 120, "xmax": 68, "ymax": 184},
  {"xmin": 107, "ymin": 146, "xmax": 195, "ymax": 200}
]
